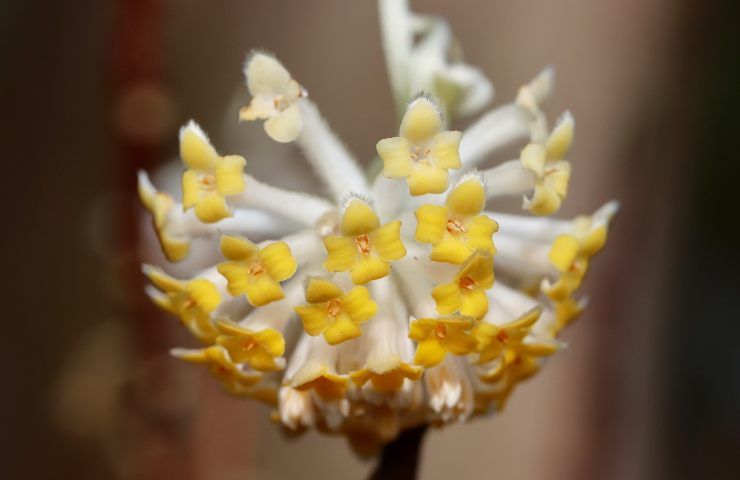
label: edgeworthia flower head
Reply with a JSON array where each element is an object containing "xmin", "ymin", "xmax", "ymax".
[{"xmin": 138, "ymin": 1, "xmax": 618, "ymax": 454}]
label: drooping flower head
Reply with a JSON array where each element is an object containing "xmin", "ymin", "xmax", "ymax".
[{"xmin": 138, "ymin": 0, "xmax": 617, "ymax": 454}]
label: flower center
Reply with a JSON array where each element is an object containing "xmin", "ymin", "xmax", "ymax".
[
  {"xmin": 495, "ymin": 330, "xmax": 509, "ymax": 344},
  {"xmin": 243, "ymin": 339, "xmax": 258, "ymax": 351},
  {"xmin": 446, "ymin": 218, "xmax": 467, "ymax": 234},
  {"xmin": 434, "ymin": 324, "xmax": 448, "ymax": 340},
  {"xmin": 458, "ymin": 276, "xmax": 477, "ymax": 291},
  {"xmin": 199, "ymin": 174, "xmax": 217, "ymax": 190},
  {"xmin": 273, "ymin": 96, "xmax": 291, "ymax": 112},
  {"xmin": 326, "ymin": 299, "xmax": 342, "ymax": 318},
  {"xmin": 409, "ymin": 145, "xmax": 431, "ymax": 164},
  {"xmin": 249, "ymin": 262, "xmax": 266, "ymax": 276},
  {"xmin": 355, "ymin": 234, "xmax": 371, "ymax": 254}
]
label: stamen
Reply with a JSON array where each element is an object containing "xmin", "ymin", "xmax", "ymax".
[
  {"xmin": 458, "ymin": 276, "xmax": 477, "ymax": 291},
  {"xmin": 249, "ymin": 262, "xmax": 266, "ymax": 276},
  {"xmin": 199, "ymin": 174, "xmax": 217, "ymax": 190},
  {"xmin": 355, "ymin": 234, "xmax": 371, "ymax": 254},
  {"xmin": 325, "ymin": 299, "xmax": 342, "ymax": 318},
  {"xmin": 446, "ymin": 218, "xmax": 467, "ymax": 234},
  {"xmin": 496, "ymin": 330, "xmax": 509, "ymax": 344},
  {"xmin": 434, "ymin": 324, "xmax": 448, "ymax": 340},
  {"xmin": 243, "ymin": 339, "xmax": 258, "ymax": 351}
]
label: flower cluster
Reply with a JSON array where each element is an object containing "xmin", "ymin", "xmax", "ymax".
[{"xmin": 139, "ymin": 0, "xmax": 617, "ymax": 454}]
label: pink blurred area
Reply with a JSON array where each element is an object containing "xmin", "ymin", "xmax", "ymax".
[{"xmin": 3, "ymin": 1, "xmax": 738, "ymax": 479}]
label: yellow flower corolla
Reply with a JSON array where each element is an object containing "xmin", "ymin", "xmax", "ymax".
[
  {"xmin": 472, "ymin": 307, "xmax": 558, "ymax": 374},
  {"xmin": 432, "ymin": 251, "xmax": 494, "ymax": 319},
  {"xmin": 542, "ymin": 214, "xmax": 608, "ymax": 301},
  {"xmin": 215, "ymin": 320, "xmax": 286, "ymax": 372},
  {"xmin": 138, "ymin": 172, "xmax": 189, "ymax": 262},
  {"xmin": 217, "ymin": 234, "xmax": 297, "ymax": 307},
  {"xmin": 408, "ymin": 316, "xmax": 477, "ymax": 368},
  {"xmin": 143, "ymin": 265, "xmax": 221, "ymax": 343},
  {"xmin": 520, "ymin": 112, "xmax": 574, "ymax": 215},
  {"xmin": 290, "ymin": 366, "xmax": 350, "ymax": 401},
  {"xmin": 322, "ymin": 199, "xmax": 406, "ymax": 284},
  {"xmin": 180, "ymin": 122, "xmax": 247, "ymax": 223},
  {"xmin": 173, "ymin": 345, "xmax": 262, "ymax": 396},
  {"xmin": 376, "ymin": 96, "xmax": 462, "ymax": 195},
  {"xmin": 351, "ymin": 360, "xmax": 422, "ymax": 392},
  {"xmin": 238, "ymin": 52, "xmax": 305, "ymax": 143},
  {"xmin": 414, "ymin": 176, "xmax": 498, "ymax": 264},
  {"xmin": 294, "ymin": 277, "xmax": 378, "ymax": 345}
]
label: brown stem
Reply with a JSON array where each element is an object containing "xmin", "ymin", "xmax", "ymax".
[{"xmin": 368, "ymin": 426, "xmax": 428, "ymax": 480}]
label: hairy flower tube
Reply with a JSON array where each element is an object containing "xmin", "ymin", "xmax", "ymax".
[{"xmin": 138, "ymin": 0, "xmax": 617, "ymax": 454}]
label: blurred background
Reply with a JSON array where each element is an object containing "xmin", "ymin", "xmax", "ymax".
[{"xmin": 3, "ymin": 0, "xmax": 739, "ymax": 479}]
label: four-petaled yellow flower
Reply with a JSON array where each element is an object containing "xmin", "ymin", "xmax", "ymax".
[
  {"xmin": 376, "ymin": 96, "xmax": 462, "ymax": 195},
  {"xmin": 217, "ymin": 234, "xmax": 297, "ymax": 307},
  {"xmin": 408, "ymin": 316, "xmax": 477, "ymax": 367},
  {"xmin": 350, "ymin": 361, "xmax": 422, "ymax": 392},
  {"xmin": 138, "ymin": 172, "xmax": 189, "ymax": 261},
  {"xmin": 180, "ymin": 121, "xmax": 247, "ymax": 223},
  {"xmin": 238, "ymin": 52, "xmax": 306, "ymax": 143},
  {"xmin": 173, "ymin": 345, "xmax": 262, "ymax": 396},
  {"xmin": 472, "ymin": 307, "xmax": 558, "ymax": 376},
  {"xmin": 431, "ymin": 251, "xmax": 494, "ymax": 319},
  {"xmin": 143, "ymin": 265, "xmax": 221, "ymax": 343},
  {"xmin": 543, "ymin": 213, "xmax": 608, "ymax": 301},
  {"xmin": 323, "ymin": 198, "xmax": 406, "ymax": 284},
  {"xmin": 520, "ymin": 112, "xmax": 574, "ymax": 215},
  {"xmin": 215, "ymin": 320, "xmax": 286, "ymax": 372},
  {"xmin": 294, "ymin": 277, "xmax": 378, "ymax": 345},
  {"xmin": 415, "ymin": 175, "xmax": 498, "ymax": 264}
]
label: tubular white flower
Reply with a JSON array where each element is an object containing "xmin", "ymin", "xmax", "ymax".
[{"xmin": 137, "ymin": 1, "xmax": 617, "ymax": 454}]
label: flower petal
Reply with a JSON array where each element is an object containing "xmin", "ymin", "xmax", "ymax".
[
  {"xmin": 304, "ymin": 277, "xmax": 343, "ymax": 303},
  {"xmin": 430, "ymin": 235, "xmax": 470, "ymax": 264},
  {"xmin": 259, "ymin": 241, "xmax": 297, "ymax": 281},
  {"xmin": 244, "ymin": 274, "xmax": 285, "ymax": 307},
  {"xmin": 324, "ymin": 313, "xmax": 362, "ymax": 345},
  {"xmin": 548, "ymin": 235, "xmax": 580, "ymax": 272},
  {"xmin": 323, "ymin": 236, "xmax": 357, "ymax": 272},
  {"xmin": 400, "ymin": 97, "xmax": 442, "ymax": 142},
  {"xmin": 465, "ymin": 215, "xmax": 498, "ymax": 254},
  {"xmin": 264, "ymin": 103, "xmax": 303, "ymax": 143},
  {"xmin": 295, "ymin": 304, "xmax": 329, "ymax": 336},
  {"xmin": 413, "ymin": 338, "xmax": 447, "ymax": 367},
  {"xmin": 246, "ymin": 52, "xmax": 293, "ymax": 97},
  {"xmin": 341, "ymin": 286, "xmax": 378, "ymax": 323},
  {"xmin": 220, "ymin": 235, "xmax": 259, "ymax": 262},
  {"xmin": 180, "ymin": 122, "xmax": 219, "ymax": 172},
  {"xmin": 520, "ymin": 143, "xmax": 546, "ymax": 176},
  {"xmin": 217, "ymin": 261, "xmax": 250, "ymax": 297},
  {"xmin": 446, "ymin": 177, "xmax": 485, "ymax": 217},
  {"xmin": 459, "ymin": 289, "xmax": 488, "ymax": 318},
  {"xmin": 407, "ymin": 164, "xmax": 449, "ymax": 196},
  {"xmin": 432, "ymin": 282, "xmax": 462, "ymax": 315},
  {"xmin": 370, "ymin": 220, "xmax": 406, "ymax": 261},
  {"xmin": 341, "ymin": 199, "xmax": 380, "ymax": 236},
  {"xmin": 414, "ymin": 204, "xmax": 448, "ymax": 244},
  {"xmin": 194, "ymin": 194, "xmax": 231, "ymax": 223},
  {"xmin": 545, "ymin": 111, "xmax": 574, "ymax": 160},
  {"xmin": 350, "ymin": 255, "xmax": 390, "ymax": 284},
  {"xmin": 181, "ymin": 169, "xmax": 203, "ymax": 210},
  {"xmin": 186, "ymin": 279, "xmax": 221, "ymax": 313},
  {"xmin": 431, "ymin": 131, "xmax": 462, "ymax": 170},
  {"xmin": 377, "ymin": 137, "xmax": 414, "ymax": 178},
  {"xmin": 215, "ymin": 155, "xmax": 246, "ymax": 196}
]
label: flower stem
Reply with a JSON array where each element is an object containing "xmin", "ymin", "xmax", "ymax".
[{"xmin": 368, "ymin": 425, "xmax": 427, "ymax": 480}]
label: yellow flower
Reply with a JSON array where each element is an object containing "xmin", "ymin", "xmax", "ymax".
[
  {"xmin": 215, "ymin": 320, "xmax": 286, "ymax": 372},
  {"xmin": 472, "ymin": 307, "xmax": 558, "ymax": 374},
  {"xmin": 238, "ymin": 52, "xmax": 306, "ymax": 143},
  {"xmin": 414, "ymin": 175, "xmax": 498, "ymax": 264},
  {"xmin": 322, "ymin": 198, "xmax": 406, "ymax": 284},
  {"xmin": 432, "ymin": 251, "xmax": 494, "ymax": 319},
  {"xmin": 217, "ymin": 234, "xmax": 297, "ymax": 307},
  {"xmin": 350, "ymin": 361, "xmax": 422, "ymax": 392},
  {"xmin": 542, "ymin": 214, "xmax": 608, "ymax": 301},
  {"xmin": 294, "ymin": 277, "xmax": 378, "ymax": 345},
  {"xmin": 172, "ymin": 345, "xmax": 262, "ymax": 395},
  {"xmin": 408, "ymin": 316, "xmax": 477, "ymax": 368},
  {"xmin": 180, "ymin": 121, "xmax": 247, "ymax": 223},
  {"xmin": 376, "ymin": 95, "xmax": 462, "ymax": 195},
  {"xmin": 520, "ymin": 112, "xmax": 574, "ymax": 215},
  {"xmin": 143, "ymin": 265, "xmax": 221, "ymax": 343},
  {"xmin": 137, "ymin": 171, "xmax": 190, "ymax": 262}
]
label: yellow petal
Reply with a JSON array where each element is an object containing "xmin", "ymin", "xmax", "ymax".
[
  {"xmin": 520, "ymin": 143, "xmax": 546, "ymax": 176},
  {"xmin": 194, "ymin": 194, "xmax": 231, "ymax": 223},
  {"xmin": 246, "ymin": 52, "xmax": 292, "ymax": 96},
  {"xmin": 181, "ymin": 169, "xmax": 202, "ymax": 210},
  {"xmin": 304, "ymin": 277, "xmax": 343, "ymax": 303},
  {"xmin": 264, "ymin": 103, "xmax": 302, "ymax": 143},
  {"xmin": 323, "ymin": 313, "xmax": 362, "ymax": 345},
  {"xmin": 545, "ymin": 160, "xmax": 571, "ymax": 198},
  {"xmin": 459, "ymin": 251, "xmax": 494, "ymax": 288},
  {"xmin": 431, "ymin": 131, "xmax": 462, "ymax": 170},
  {"xmin": 143, "ymin": 265, "xmax": 184, "ymax": 293},
  {"xmin": 215, "ymin": 155, "xmax": 246, "ymax": 195},
  {"xmin": 400, "ymin": 97, "xmax": 442, "ymax": 142},
  {"xmin": 581, "ymin": 225, "xmax": 607, "ymax": 257},
  {"xmin": 159, "ymin": 232, "xmax": 190, "ymax": 263},
  {"xmin": 465, "ymin": 215, "xmax": 498, "ymax": 254},
  {"xmin": 548, "ymin": 235, "xmax": 580, "ymax": 272},
  {"xmin": 407, "ymin": 164, "xmax": 449, "ymax": 196},
  {"xmin": 341, "ymin": 199, "xmax": 380, "ymax": 236},
  {"xmin": 294, "ymin": 304, "xmax": 329, "ymax": 336},
  {"xmin": 350, "ymin": 255, "xmax": 390, "ymax": 284},
  {"xmin": 459, "ymin": 289, "xmax": 488, "ymax": 318},
  {"xmin": 432, "ymin": 282, "xmax": 462, "ymax": 315},
  {"xmin": 186, "ymin": 279, "xmax": 221, "ymax": 313},
  {"xmin": 248, "ymin": 348, "xmax": 282, "ymax": 371},
  {"xmin": 444, "ymin": 327, "xmax": 477, "ymax": 355},
  {"xmin": 370, "ymin": 220, "xmax": 406, "ymax": 261},
  {"xmin": 180, "ymin": 123, "xmax": 218, "ymax": 171},
  {"xmin": 323, "ymin": 236, "xmax": 357, "ymax": 272},
  {"xmin": 254, "ymin": 328, "xmax": 286, "ymax": 357},
  {"xmin": 259, "ymin": 241, "xmax": 297, "ymax": 281},
  {"xmin": 414, "ymin": 204, "xmax": 448, "ymax": 244},
  {"xmin": 239, "ymin": 95, "xmax": 275, "ymax": 121},
  {"xmin": 525, "ymin": 183, "xmax": 562, "ymax": 216},
  {"xmin": 220, "ymin": 235, "xmax": 259, "ymax": 262},
  {"xmin": 446, "ymin": 177, "xmax": 486, "ymax": 217},
  {"xmin": 430, "ymin": 235, "xmax": 470, "ymax": 264},
  {"xmin": 217, "ymin": 261, "xmax": 250, "ymax": 297},
  {"xmin": 341, "ymin": 286, "xmax": 378, "ymax": 323},
  {"xmin": 545, "ymin": 112, "xmax": 574, "ymax": 160},
  {"xmin": 377, "ymin": 137, "xmax": 414, "ymax": 178},
  {"xmin": 413, "ymin": 338, "xmax": 447, "ymax": 367},
  {"xmin": 244, "ymin": 274, "xmax": 285, "ymax": 307}
]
